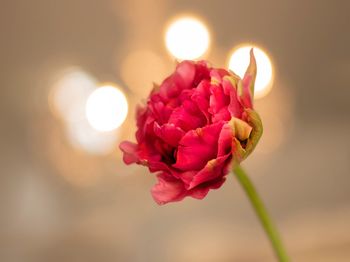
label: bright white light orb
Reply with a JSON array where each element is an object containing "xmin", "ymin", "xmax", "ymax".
[
  {"xmin": 85, "ymin": 85, "xmax": 128, "ymax": 132},
  {"xmin": 228, "ymin": 45, "xmax": 274, "ymax": 99},
  {"xmin": 165, "ymin": 16, "xmax": 210, "ymax": 60}
]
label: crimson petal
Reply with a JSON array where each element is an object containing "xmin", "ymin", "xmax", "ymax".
[
  {"xmin": 173, "ymin": 122, "xmax": 224, "ymax": 171},
  {"xmin": 151, "ymin": 173, "xmax": 188, "ymax": 205},
  {"xmin": 188, "ymin": 155, "xmax": 231, "ymax": 189},
  {"xmin": 119, "ymin": 141, "xmax": 139, "ymax": 164},
  {"xmin": 153, "ymin": 122, "xmax": 185, "ymax": 147}
]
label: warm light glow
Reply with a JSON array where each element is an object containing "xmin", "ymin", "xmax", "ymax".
[
  {"xmin": 50, "ymin": 68, "xmax": 96, "ymax": 122},
  {"xmin": 121, "ymin": 49, "xmax": 169, "ymax": 98},
  {"xmin": 165, "ymin": 16, "xmax": 210, "ymax": 60},
  {"xmin": 85, "ymin": 85, "xmax": 128, "ymax": 132},
  {"xmin": 50, "ymin": 69, "xmax": 124, "ymax": 155},
  {"xmin": 253, "ymin": 84, "xmax": 294, "ymax": 155},
  {"xmin": 228, "ymin": 45, "xmax": 274, "ymax": 99},
  {"xmin": 66, "ymin": 119, "xmax": 119, "ymax": 155}
]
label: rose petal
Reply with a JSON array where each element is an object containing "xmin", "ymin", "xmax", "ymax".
[
  {"xmin": 209, "ymin": 68, "xmax": 229, "ymax": 82},
  {"xmin": 222, "ymin": 77, "xmax": 244, "ymax": 118},
  {"xmin": 177, "ymin": 170, "xmax": 197, "ymax": 187},
  {"xmin": 217, "ymin": 123, "xmax": 234, "ymax": 157},
  {"xmin": 119, "ymin": 141, "xmax": 139, "ymax": 164},
  {"xmin": 175, "ymin": 60, "xmax": 196, "ymax": 89},
  {"xmin": 151, "ymin": 172, "xmax": 227, "ymax": 205},
  {"xmin": 127, "ymin": 141, "xmax": 162, "ymax": 168},
  {"xmin": 159, "ymin": 75, "xmax": 182, "ymax": 99},
  {"xmin": 209, "ymin": 84, "xmax": 229, "ymax": 115},
  {"xmin": 153, "ymin": 122, "xmax": 185, "ymax": 147},
  {"xmin": 135, "ymin": 108, "xmax": 156, "ymax": 143},
  {"xmin": 189, "ymin": 177, "xmax": 226, "ymax": 199},
  {"xmin": 148, "ymin": 160, "xmax": 171, "ymax": 173},
  {"xmin": 188, "ymin": 155, "xmax": 231, "ymax": 189},
  {"xmin": 191, "ymin": 79, "xmax": 211, "ymax": 120},
  {"xmin": 211, "ymin": 108, "xmax": 231, "ymax": 123},
  {"xmin": 149, "ymin": 100, "xmax": 173, "ymax": 124},
  {"xmin": 151, "ymin": 173, "xmax": 187, "ymax": 205},
  {"xmin": 173, "ymin": 122, "xmax": 224, "ymax": 171},
  {"xmin": 193, "ymin": 61, "xmax": 211, "ymax": 84},
  {"xmin": 240, "ymin": 49, "xmax": 257, "ymax": 109},
  {"xmin": 158, "ymin": 61, "xmax": 196, "ymax": 100},
  {"xmin": 168, "ymin": 101, "xmax": 207, "ymax": 132}
]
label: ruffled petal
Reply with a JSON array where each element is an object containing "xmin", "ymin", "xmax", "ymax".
[
  {"xmin": 151, "ymin": 173, "xmax": 187, "ymax": 205},
  {"xmin": 168, "ymin": 100, "xmax": 207, "ymax": 131},
  {"xmin": 209, "ymin": 68, "xmax": 229, "ymax": 82},
  {"xmin": 189, "ymin": 177, "xmax": 226, "ymax": 199},
  {"xmin": 188, "ymin": 155, "xmax": 231, "ymax": 189},
  {"xmin": 151, "ymin": 172, "xmax": 227, "ymax": 205},
  {"xmin": 209, "ymin": 84, "xmax": 229, "ymax": 115},
  {"xmin": 173, "ymin": 122, "xmax": 224, "ymax": 171},
  {"xmin": 240, "ymin": 49, "xmax": 257, "ymax": 109},
  {"xmin": 209, "ymin": 81, "xmax": 231, "ymax": 123},
  {"xmin": 222, "ymin": 76, "xmax": 244, "ymax": 118},
  {"xmin": 211, "ymin": 108, "xmax": 231, "ymax": 123},
  {"xmin": 189, "ymin": 80, "xmax": 211, "ymax": 124},
  {"xmin": 135, "ymin": 108, "xmax": 156, "ymax": 143},
  {"xmin": 175, "ymin": 60, "xmax": 196, "ymax": 89},
  {"xmin": 217, "ymin": 123, "xmax": 234, "ymax": 157},
  {"xmin": 149, "ymin": 100, "xmax": 173, "ymax": 125},
  {"xmin": 158, "ymin": 61, "xmax": 196, "ymax": 100},
  {"xmin": 119, "ymin": 141, "xmax": 139, "ymax": 164},
  {"xmin": 153, "ymin": 122, "xmax": 185, "ymax": 147},
  {"xmin": 193, "ymin": 61, "xmax": 211, "ymax": 84}
]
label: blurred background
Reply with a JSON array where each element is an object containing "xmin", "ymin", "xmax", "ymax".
[{"xmin": 1, "ymin": 0, "xmax": 350, "ymax": 261}]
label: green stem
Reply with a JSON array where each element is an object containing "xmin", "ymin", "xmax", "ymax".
[{"xmin": 233, "ymin": 164, "xmax": 289, "ymax": 262}]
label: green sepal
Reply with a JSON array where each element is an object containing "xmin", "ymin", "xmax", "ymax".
[{"xmin": 244, "ymin": 108, "xmax": 263, "ymax": 158}]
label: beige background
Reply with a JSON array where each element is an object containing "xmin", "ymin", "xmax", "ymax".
[{"xmin": 1, "ymin": 0, "xmax": 350, "ymax": 261}]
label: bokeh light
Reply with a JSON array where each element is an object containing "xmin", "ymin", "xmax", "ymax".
[
  {"xmin": 165, "ymin": 16, "xmax": 210, "ymax": 60},
  {"xmin": 50, "ymin": 70, "xmax": 126, "ymax": 155},
  {"xmin": 49, "ymin": 68, "xmax": 97, "ymax": 122},
  {"xmin": 228, "ymin": 45, "xmax": 274, "ymax": 99},
  {"xmin": 253, "ymin": 83, "xmax": 295, "ymax": 155},
  {"xmin": 86, "ymin": 85, "xmax": 128, "ymax": 132},
  {"xmin": 66, "ymin": 119, "xmax": 120, "ymax": 155},
  {"xmin": 121, "ymin": 49, "xmax": 170, "ymax": 98}
]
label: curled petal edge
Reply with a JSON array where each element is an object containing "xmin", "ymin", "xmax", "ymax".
[
  {"xmin": 231, "ymin": 108, "xmax": 263, "ymax": 164},
  {"xmin": 244, "ymin": 108, "xmax": 263, "ymax": 158}
]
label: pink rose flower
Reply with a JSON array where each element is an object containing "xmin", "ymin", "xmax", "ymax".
[{"xmin": 120, "ymin": 50, "xmax": 262, "ymax": 205}]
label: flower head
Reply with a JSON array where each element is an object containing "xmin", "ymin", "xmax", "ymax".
[{"xmin": 120, "ymin": 49, "xmax": 262, "ymax": 205}]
